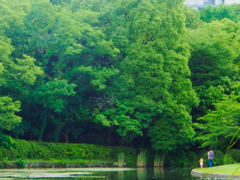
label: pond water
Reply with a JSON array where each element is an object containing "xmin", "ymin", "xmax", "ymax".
[{"xmin": 0, "ymin": 167, "xmax": 238, "ymax": 180}]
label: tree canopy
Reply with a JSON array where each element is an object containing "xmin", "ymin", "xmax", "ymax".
[
  {"xmin": 195, "ymin": 93, "xmax": 240, "ymax": 150},
  {"xmin": 1, "ymin": 0, "xmax": 240, "ymax": 163}
]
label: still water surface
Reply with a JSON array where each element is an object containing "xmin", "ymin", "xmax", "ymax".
[{"xmin": 0, "ymin": 167, "xmax": 238, "ymax": 180}]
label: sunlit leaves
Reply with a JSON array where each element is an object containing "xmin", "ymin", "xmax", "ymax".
[
  {"xmin": 33, "ymin": 79, "xmax": 76, "ymax": 113},
  {"xmin": 200, "ymin": 4, "xmax": 240, "ymax": 23},
  {"xmin": 91, "ymin": 0, "xmax": 198, "ymax": 149},
  {"xmin": 76, "ymin": 66, "xmax": 119, "ymax": 90},
  {"xmin": 186, "ymin": 19, "xmax": 240, "ymax": 87},
  {"xmin": 0, "ymin": 96, "xmax": 21, "ymax": 131},
  {"xmin": 0, "ymin": 35, "xmax": 43, "ymax": 95},
  {"xmin": 186, "ymin": 19, "xmax": 240, "ymax": 121},
  {"xmin": 0, "ymin": 0, "xmax": 30, "ymax": 33},
  {"xmin": 7, "ymin": 55, "xmax": 43, "ymax": 85},
  {"xmin": 195, "ymin": 93, "xmax": 240, "ymax": 150},
  {"xmin": 183, "ymin": 5, "xmax": 202, "ymax": 29}
]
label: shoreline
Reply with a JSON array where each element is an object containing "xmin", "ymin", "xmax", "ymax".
[
  {"xmin": 0, "ymin": 161, "xmax": 120, "ymax": 169},
  {"xmin": 191, "ymin": 169, "xmax": 240, "ymax": 179},
  {"xmin": 191, "ymin": 164, "xmax": 240, "ymax": 179}
]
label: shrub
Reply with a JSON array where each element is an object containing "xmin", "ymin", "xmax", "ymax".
[
  {"xmin": 0, "ymin": 134, "xmax": 16, "ymax": 150},
  {"xmin": 213, "ymin": 150, "xmax": 225, "ymax": 165},
  {"xmin": 223, "ymin": 154, "xmax": 235, "ymax": 165},
  {"xmin": 228, "ymin": 149, "xmax": 240, "ymax": 162},
  {"xmin": 16, "ymin": 158, "xmax": 26, "ymax": 168},
  {"xmin": 0, "ymin": 139, "xmax": 137, "ymax": 166},
  {"xmin": 0, "ymin": 157, "xmax": 12, "ymax": 168},
  {"xmin": 165, "ymin": 150, "xmax": 199, "ymax": 167}
]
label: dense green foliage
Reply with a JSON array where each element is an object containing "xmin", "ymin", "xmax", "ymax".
[
  {"xmin": 185, "ymin": 6, "xmax": 240, "ymax": 153},
  {"xmin": 0, "ymin": 134, "xmax": 16, "ymax": 149},
  {"xmin": 200, "ymin": 4, "xmax": 240, "ymax": 23},
  {"xmin": 195, "ymin": 93, "xmax": 240, "ymax": 150},
  {"xmin": 0, "ymin": 138, "xmax": 137, "ymax": 166},
  {"xmin": 185, "ymin": 19, "xmax": 240, "ymax": 121},
  {"xmin": 0, "ymin": 0, "xmax": 240, "ymax": 167}
]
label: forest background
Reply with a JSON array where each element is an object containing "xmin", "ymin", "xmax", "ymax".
[{"xmin": 0, "ymin": 0, "xmax": 240, "ymax": 167}]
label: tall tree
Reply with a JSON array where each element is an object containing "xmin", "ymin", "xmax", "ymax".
[
  {"xmin": 15, "ymin": 0, "xmax": 119, "ymax": 142},
  {"xmin": 0, "ymin": 97, "xmax": 21, "ymax": 131},
  {"xmin": 33, "ymin": 79, "xmax": 76, "ymax": 142},
  {"xmin": 183, "ymin": 5, "xmax": 202, "ymax": 29},
  {"xmin": 93, "ymin": 0, "xmax": 198, "ymax": 163},
  {"xmin": 0, "ymin": 40, "xmax": 22, "ymax": 131},
  {"xmin": 185, "ymin": 19, "xmax": 240, "ymax": 120},
  {"xmin": 200, "ymin": 4, "xmax": 240, "ymax": 23},
  {"xmin": 195, "ymin": 93, "xmax": 240, "ymax": 150}
]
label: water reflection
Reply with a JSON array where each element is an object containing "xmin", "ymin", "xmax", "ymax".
[
  {"xmin": 154, "ymin": 167, "xmax": 165, "ymax": 179},
  {"xmin": 137, "ymin": 168, "xmax": 147, "ymax": 180},
  {"xmin": 0, "ymin": 168, "xmax": 238, "ymax": 180},
  {"xmin": 117, "ymin": 170, "xmax": 124, "ymax": 180}
]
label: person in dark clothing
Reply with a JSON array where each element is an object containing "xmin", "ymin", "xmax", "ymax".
[{"xmin": 208, "ymin": 149, "xmax": 214, "ymax": 167}]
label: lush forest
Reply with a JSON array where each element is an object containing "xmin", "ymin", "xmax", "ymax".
[{"xmin": 0, "ymin": 0, "xmax": 240, "ymax": 166}]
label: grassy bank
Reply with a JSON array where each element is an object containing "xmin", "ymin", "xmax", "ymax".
[
  {"xmin": 192, "ymin": 164, "xmax": 240, "ymax": 178},
  {"xmin": 0, "ymin": 139, "xmax": 137, "ymax": 168}
]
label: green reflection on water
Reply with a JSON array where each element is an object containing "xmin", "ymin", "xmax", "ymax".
[{"xmin": 0, "ymin": 167, "xmax": 234, "ymax": 180}]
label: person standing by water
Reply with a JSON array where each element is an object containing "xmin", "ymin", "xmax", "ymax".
[
  {"xmin": 199, "ymin": 157, "xmax": 204, "ymax": 168},
  {"xmin": 208, "ymin": 149, "xmax": 214, "ymax": 167}
]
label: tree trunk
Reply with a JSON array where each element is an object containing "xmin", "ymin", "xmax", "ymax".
[
  {"xmin": 37, "ymin": 107, "xmax": 48, "ymax": 141},
  {"xmin": 107, "ymin": 127, "xmax": 112, "ymax": 145},
  {"xmin": 154, "ymin": 152, "xmax": 167, "ymax": 167},
  {"xmin": 52, "ymin": 122, "xmax": 64, "ymax": 142},
  {"xmin": 63, "ymin": 129, "xmax": 70, "ymax": 143}
]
